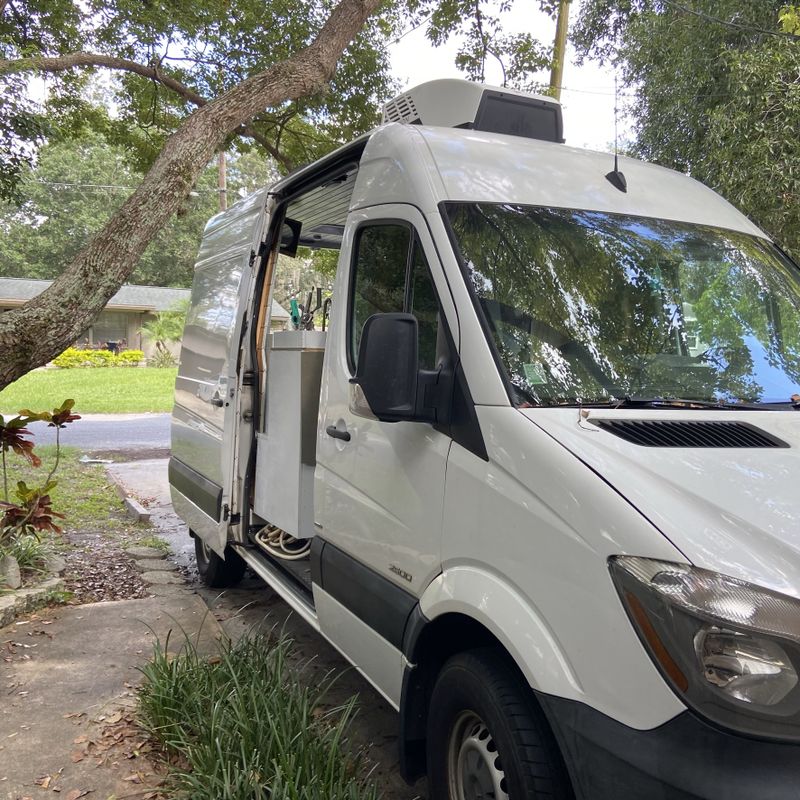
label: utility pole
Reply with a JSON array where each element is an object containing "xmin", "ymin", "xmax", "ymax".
[
  {"xmin": 549, "ymin": 0, "xmax": 571, "ymax": 101},
  {"xmin": 217, "ymin": 150, "xmax": 227, "ymax": 211}
]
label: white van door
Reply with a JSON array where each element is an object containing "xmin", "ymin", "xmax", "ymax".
[
  {"xmin": 170, "ymin": 189, "xmax": 270, "ymax": 555},
  {"xmin": 314, "ymin": 205, "xmax": 458, "ymax": 696}
]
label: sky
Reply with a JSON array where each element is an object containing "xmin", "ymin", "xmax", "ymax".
[
  {"xmin": 388, "ymin": 4, "xmax": 633, "ymax": 153},
  {"xmin": 25, "ymin": 3, "xmax": 634, "ymax": 154}
]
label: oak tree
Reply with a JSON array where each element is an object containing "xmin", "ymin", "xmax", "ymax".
[{"xmin": 0, "ymin": 0, "xmax": 552, "ymax": 388}]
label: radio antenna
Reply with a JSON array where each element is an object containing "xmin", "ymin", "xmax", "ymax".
[{"xmin": 605, "ymin": 61, "xmax": 627, "ymax": 192}]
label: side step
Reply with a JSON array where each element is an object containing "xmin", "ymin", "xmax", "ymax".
[{"xmin": 238, "ymin": 546, "xmax": 319, "ymax": 632}]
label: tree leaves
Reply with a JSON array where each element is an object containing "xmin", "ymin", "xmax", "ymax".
[
  {"xmin": 0, "ymin": 131, "xmax": 273, "ymax": 286},
  {"xmin": 573, "ymin": 0, "xmax": 800, "ymax": 260},
  {"xmin": 0, "ymin": 0, "xmax": 400, "ymax": 196}
]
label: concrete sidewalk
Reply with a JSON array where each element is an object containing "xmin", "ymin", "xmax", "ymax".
[
  {"xmin": 0, "ymin": 594, "xmax": 222, "ymax": 800},
  {"xmin": 1, "ymin": 454, "xmax": 425, "ymax": 800},
  {"xmin": 105, "ymin": 459, "xmax": 195, "ymax": 573}
]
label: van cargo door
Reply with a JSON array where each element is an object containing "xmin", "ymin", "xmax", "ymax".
[{"xmin": 170, "ymin": 189, "xmax": 270, "ymax": 555}]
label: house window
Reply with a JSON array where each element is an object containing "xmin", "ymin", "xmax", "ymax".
[{"xmin": 91, "ymin": 311, "xmax": 129, "ymax": 348}]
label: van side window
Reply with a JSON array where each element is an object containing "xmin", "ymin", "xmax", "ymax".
[
  {"xmin": 350, "ymin": 224, "xmax": 411, "ymax": 364},
  {"xmin": 349, "ymin": 223, "xmax": 443, "ymax": 372}
]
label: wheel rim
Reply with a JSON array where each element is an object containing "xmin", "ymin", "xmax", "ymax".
[{"xmin": 447, "ymin": 711, "xmax": 509, "ymax": 800}]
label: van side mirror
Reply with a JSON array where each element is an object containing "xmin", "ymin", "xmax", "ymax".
[{"xmin": 351, "ymin": 313, "xmax": 420, "ymax": 422}]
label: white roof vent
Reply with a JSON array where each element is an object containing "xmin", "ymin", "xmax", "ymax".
[{"xmin": 381, "ymin": 79, "xmax": 563, "ymax": 143}]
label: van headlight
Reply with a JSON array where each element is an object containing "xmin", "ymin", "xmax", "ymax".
[{"xmin": 610, "ymin": 556, "xmax": 800, "ymax": 741}]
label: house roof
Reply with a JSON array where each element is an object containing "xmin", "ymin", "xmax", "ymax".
[
  {"xmin": 0, "ymin": 277, "xmax": 290, "ymax": 319},
  {"xmin": 0, "ymin": 278, "xmax": 190, "ymax": 312}
]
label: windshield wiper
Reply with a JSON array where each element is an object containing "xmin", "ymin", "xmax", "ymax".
[
  {"xmin": 610, "ymin": 396, "xmax": 766, "ymax": 410},
  {"xmin": 528, "ymin": 396, "xmax": 767, "ymax": 410},
  {"xmin": 523, "ymin": 392, "xmax": 797, "ymax": 410},
  {"xmin": 754, "ymin": 400, "xmax": 800, "ymax": 411}
]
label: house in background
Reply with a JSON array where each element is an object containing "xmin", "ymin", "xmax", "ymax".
[{"xmin": 0, "ymin": 278, "xmax": 291, "ymax": 359}]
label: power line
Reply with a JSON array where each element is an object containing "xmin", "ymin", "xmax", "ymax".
[
  {"xmin": 557, "ymin": 82, "xmax": 799, "ymax": 100},
  {"xmin": 392, "ymin": 13, "xmax": 434, "ymax": 44},
  {"xmin": 33, "ymin": 180, "xmax": 134, "ymax": 190},
  {"xmin": 32, "ymin": 179, "xmax": 217, "ymax": 193},
  {"xmin": 660, "ymin": 0, "xmax": 798, "ymax": 39}
]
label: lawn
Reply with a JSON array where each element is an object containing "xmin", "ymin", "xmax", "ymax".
[
  {"xmin": 2, "ymin": 446, "xmax": 141, "ymax": 533},
  {"xmin": 0, "ymin": 367, "xmax": 178, "ymax": 414}
]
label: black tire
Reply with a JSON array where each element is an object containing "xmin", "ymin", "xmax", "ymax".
[
  {"xmin": 194, "ymin": 535, "xmax": 246, "ymax": 587},
  {"xmin": 426, "ymin": 648, "xmax": 573, "ymax": 800}
]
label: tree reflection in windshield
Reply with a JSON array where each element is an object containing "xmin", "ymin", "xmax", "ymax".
[{"xmin": 445, "ymin": 203, "xmax": 800, "ymax": 406}]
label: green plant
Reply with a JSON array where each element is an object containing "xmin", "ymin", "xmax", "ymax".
[
  {"xmin": 3, "ymin": 533, "xmax": 49, "ymax": 574},
  {"xmin": 115, "ymin": 349, "xmax": 145, "ymax": 365},
  {"xmin": 52, "ymin": 347, "xmax": 145, "ymax": 368},
  {"xmin": 138, "ymin": 632, "xmax": 378, "ymax": 800},
  {"xmin": 147, "ymin": 348, "xmax": 177, "ymax": 368},
  {"xmin": 0, "ymin": 399, "xmax": 80, "ymax": 548},
  {"xmin": 140, "ymin": 301, "xmax": 188, "ymax": 363}
]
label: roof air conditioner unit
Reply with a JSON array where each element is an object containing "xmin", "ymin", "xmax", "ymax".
[{"xmin": 382, "ymin": 79, "xmax": 564, "ymax": 143}]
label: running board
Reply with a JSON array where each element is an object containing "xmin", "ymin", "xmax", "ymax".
[{"xmin": 238, "ymin": 547, "xmax": 319, "ymax": 631}]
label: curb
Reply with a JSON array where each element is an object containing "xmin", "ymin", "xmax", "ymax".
[
  {"xmin": 0, "ymin": 577, "xmax": 66, "ymax": 628},
  {"xmin": 108, "ymin": 470, "xmax": 152, "ymax": 523}
]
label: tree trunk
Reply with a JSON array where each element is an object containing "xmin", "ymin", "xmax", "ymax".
[{"xmin": 0, "ymin": 0, "xmax": 381, "ymax": 390}]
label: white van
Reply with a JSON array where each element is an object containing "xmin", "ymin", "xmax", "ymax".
[{"xmin": 170, "ymin": 79, "xmax": 800, "ymax": 799}]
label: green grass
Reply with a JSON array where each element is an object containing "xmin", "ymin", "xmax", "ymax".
[
  {"xmin": 137, "ymin": 534, "xmax": 170, "ymax": 552},
  {"xmin": 139, "ymin": 633, "xmax": 378, "ymax": 800},
  {"xmin": 2, "ymin": 446, "xmax": 154, "ymax": 593},
  {"xmin": 0, "ymin": 366, "xmax": 178, "ymax": 414},
  {"xmin": 3, "ymin": 446, "xmax": 147, "ymax": 537}
]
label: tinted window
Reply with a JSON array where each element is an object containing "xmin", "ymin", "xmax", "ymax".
[
  {"xmin": 351, "ymin": 224, "xmax": 410, "ymax": 362},
  {"xmin": 349, "ymin": 224, "xmax": 444, "ymax": 372}
]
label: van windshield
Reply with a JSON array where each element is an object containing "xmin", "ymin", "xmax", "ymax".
[{"xmin": 445, "ymin": 203, "xmax": 800, "ymax": 407}]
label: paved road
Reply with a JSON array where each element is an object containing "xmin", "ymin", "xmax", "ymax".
[{"xmin": 29, "ymin": 412, "xmax": 171, "ymax": 452}]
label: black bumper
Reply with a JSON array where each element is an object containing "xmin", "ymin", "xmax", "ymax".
[{"xmin": 537, "ymin": 693, "xmax": 800, "ymax": 800}]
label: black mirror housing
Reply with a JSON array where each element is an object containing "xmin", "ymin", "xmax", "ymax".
[{"xmin": 351, "ymin": 313, "xmax": 420, "ymax": 422}]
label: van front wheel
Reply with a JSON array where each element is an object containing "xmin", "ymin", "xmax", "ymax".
[
  {"xmin": 426, "ymin": 649, "xmax": 573, "ymax": 800},
  {"xmin": 193, "ymin": 535, "xmax": 246, "ymax": 587}
]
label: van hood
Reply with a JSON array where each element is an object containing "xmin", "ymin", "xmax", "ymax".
[{"xmin": 521, "ymin": 408, "xmax": 800, "ymax": 598}]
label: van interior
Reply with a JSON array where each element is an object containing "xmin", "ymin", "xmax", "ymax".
[{"xmin": 246, "ymin": 158, "xmax": 362, "ymax": 601}]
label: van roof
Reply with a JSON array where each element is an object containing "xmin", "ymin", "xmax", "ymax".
[
  {"xmin": 213, "ymin": 122, "xmax": 766, "ymax": 252},
  {"xmin": 351, "ymin": 124, "xmax": 766, "ymax": 239}
]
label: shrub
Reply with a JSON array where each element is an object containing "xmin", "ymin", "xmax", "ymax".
[
  {"xmin": 147, "ymin": 349, "xmax": 177, "ymax": 368},
  {"xmin": 52, "ymin": 348, "xmax": 91, "ymax": 368},
  {"xmin": 91, "ymin": 349, "xmax": 116, "ymax": 365},
  {"xmin": 115, "ymin": 349, "xmax": 144, "ymax": 366},
  {"xmin": 52, "ymin": 347, "xmax": 145, "ymax": 368}
]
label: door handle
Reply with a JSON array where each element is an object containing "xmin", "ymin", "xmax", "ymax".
[{"xmin": 326, "ymin": 424, "xmax": 351, "ymax": 442}]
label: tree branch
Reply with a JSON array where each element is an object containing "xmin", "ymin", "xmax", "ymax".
[
  {"xmin": 235, "ymin": 124, "xmax": 295, "ymax": 171},
  {"xmin": 0, "ymin": 0, "xmax": 383, "ymax": 387},
  {"xmin": 0, "ymin": 52, "xmax": 209, "ymax": 106},
  {"xmin": 0, "ymin": 52, "xmax": 298, "ymax": 172}
]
